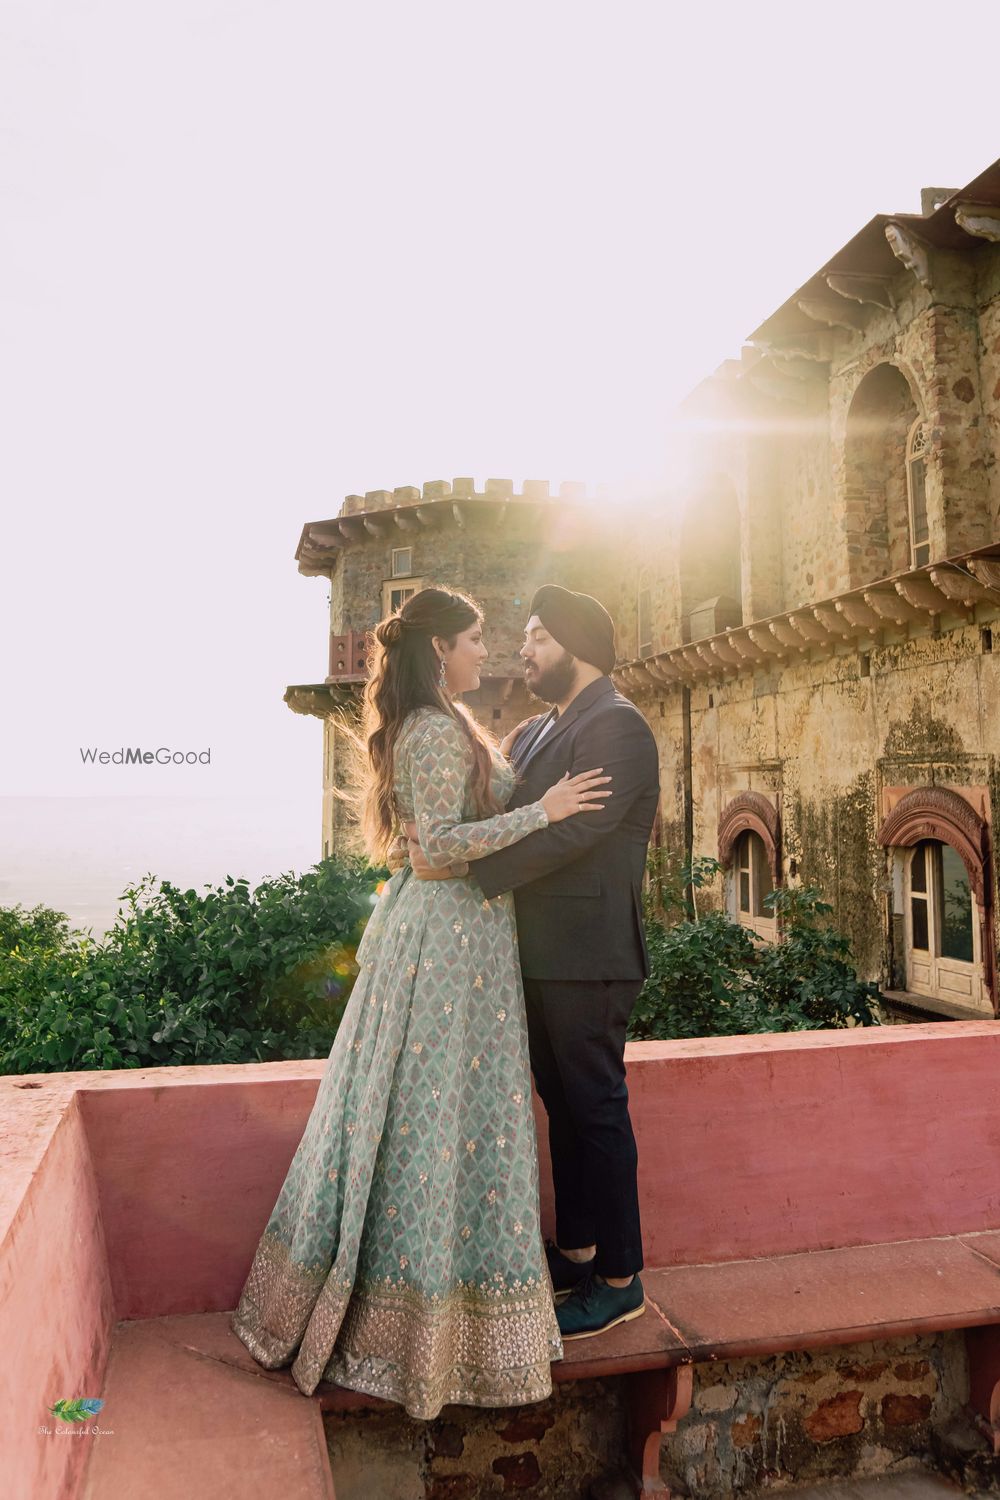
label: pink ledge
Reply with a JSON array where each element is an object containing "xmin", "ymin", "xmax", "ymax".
[{"xmin": 3, "ymin": 1021, "xmax": 1000, "ymax": 1498}]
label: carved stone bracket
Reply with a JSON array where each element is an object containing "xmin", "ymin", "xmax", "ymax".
[
  {"xmin": 895, "ymin": 576, "xmax": 953, "ymax": 617},
  {"xmin": 966, "ymin": 557, "xmax": 1000, "ymax": 593},
  {"xmin": 787, "ymin": 611, "xmax": 828, "ymax": 644},
  {"xmin": 954, "ymin": 203, "xmax": 1000, "ymax": 243},
  {"xmin": 884, "ymin": 223, "xmax": 932, "ymax": 290},
  {"xmin": 825, "ymin": 272, "xmax": 897, "ymax": 310},
  {"xmin": 746, "ymin": 358, "xmax": 816, "ymax": 405},
  {"xmin": 709, "ymin": 638, "xmax": 743, "ymax": 669},
  {"xmin": 725, "ymin": 631, "xmax": 770, "ymax": 664},
  {"xmin": 718, "ymin": 791, "xmax": 782, "ymax": 883},
  {"xmin": 755, "ymin": 332, "xmax": 834, "ymax": 363},
  {"xmin": 813, "ymin": 603, "xmax": 855, "ymax": 638},
  {"xmin": 863, "ymin": 589, "xmax": 924, "ymax": 626},
  {"xmin": 929, "ymin": 565, "xmax": 1000, "ymax": 609},
  {"xmin": 747, "ymin": 625, "xmax": 787, "ymax": 658},
  {"xmin": 678, "ymin": 647, "xmax": 707, "ymax": 677},
  {"xmin": 645, "ymin": 658, "xmax": 684, "ymax": 685},
  {"xmin": 769, "ymin": 619, "xmax": 808, "ymax": 653},
  {"xmin": 796, "ymin": 296, "xmax": 865, "ymax": 332},
  {"xmin": 694, "ymin": 643, "xmax": 728, "ymax": 675},
  {"xmin": 836, "ymin": 596, "xmax": 883, "ymax": 632}
]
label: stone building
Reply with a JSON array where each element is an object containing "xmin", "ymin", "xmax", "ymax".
[
  {"xmin": 615, "ymin": 155, "xmax": 1000, "ymax": 1022},
  {"xmin": 287, "ymin": 153, "xmax": 1000, "ymax": 1023}
]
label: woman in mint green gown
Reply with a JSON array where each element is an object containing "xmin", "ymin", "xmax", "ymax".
[{"xmin": 230, "ymin": 587, "xmax": 610, "ymax": 1419}]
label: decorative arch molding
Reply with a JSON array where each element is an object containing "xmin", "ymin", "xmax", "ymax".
[
  {"xmin": 718, "ymin": 792, "xmax": 781, "ymax": 884},
  {"xmin": 877, "ymin": 787, "xmax": 989, "ymax": 903},
  {"xmin": 877, "ymin": 786, "xmax": 995, "ymax": 1005}
]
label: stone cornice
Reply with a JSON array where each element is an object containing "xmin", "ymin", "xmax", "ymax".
[
  {"xmin": 283, "ymin": 683, "xmax": 359, "ymax": 720},
  {"xmin": 613, "ymin": 545, "xmax": 1000, "ymax": 695}
]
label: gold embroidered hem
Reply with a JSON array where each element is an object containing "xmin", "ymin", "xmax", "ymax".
[{"xmin": 230, "ymin": 1230, "xmax": 562, "ymax": 1420}]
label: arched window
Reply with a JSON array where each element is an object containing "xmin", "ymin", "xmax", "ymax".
[
  {"xmin": 728, "ymin": 830, "xmax": 776, "ymax": 940},
  {"xmin": 878, "ymin": 787, "xmax": 995, "ymax": 1014},
  {"xmin": 905, "ymin": 839, "xmax": 982, "ymax": 1006},
  {"xmin": 844, "ymin": 364, "xmax": 925, "ymax": 587},
  {"xmin": 679, "ymin": 476, "xmax": 743, "ymax": 643},
  {"xmin": 719, "ymin": 792, "xmax": 781, "ymax": 944},
  {"xmin": 906, "ymin": 417, "xmax": 930, "ymax": 568}
]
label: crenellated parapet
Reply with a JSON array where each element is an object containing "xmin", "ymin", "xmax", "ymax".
[
  {"xmin": 296, "ymin": 478, "xmax": 593, "ymax": 575},
  {"xmin": 339, "ymin": 477, "xmax": 591, "ymax": 516}
]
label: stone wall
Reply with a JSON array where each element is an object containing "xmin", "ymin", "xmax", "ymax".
[
  {"xmin": 663, "ymin": 1331, "xmax": 968, "ymax": 1496},
  {"xmin": 318, "ymin": 1332, "xmax": 971, "ymax": 1498},
  {"xmin": 322, "ymin": 1377, "xmax": 627, "ymax": 1500}
]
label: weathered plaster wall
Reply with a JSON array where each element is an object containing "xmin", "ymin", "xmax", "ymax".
[{"xmin": 637, "ymin": 621, "xmax": 999, "ymax": 996}]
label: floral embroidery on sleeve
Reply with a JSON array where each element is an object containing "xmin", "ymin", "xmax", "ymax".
[{"xmin": 405, "ymin": 712, "xmax": 548, "ymax": 864}]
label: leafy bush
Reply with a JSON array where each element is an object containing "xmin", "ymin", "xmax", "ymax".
[
  {"xmin": 629, "ymin": 856, "xmax": 882, "ymax": 1041},
  {"xmin": 0, "ymin": 857, "xmax": 385, "ymax": 1074}
]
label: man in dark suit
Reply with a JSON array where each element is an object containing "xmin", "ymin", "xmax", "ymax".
[{"xmin": 405, "ymin": 584, "xmax": 661, "ymax": 1340}]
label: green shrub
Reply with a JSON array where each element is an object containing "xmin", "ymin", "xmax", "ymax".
[
  {"xmin": 629, "ymin": 856, "xmax": 882, "ymax": 1041},
  {"xmin": 0, "ymin": 857, "xmax": 384, "ymax": 1074}
]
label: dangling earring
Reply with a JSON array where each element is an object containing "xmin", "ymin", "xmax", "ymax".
[{"xmin": 439, "ymin": 655, "xmax": 448, "ymax": 691}]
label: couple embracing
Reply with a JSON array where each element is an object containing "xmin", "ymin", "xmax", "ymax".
[{"xmin": 231, "ymin": 583, "xmax": 660, "ymax": 1420}]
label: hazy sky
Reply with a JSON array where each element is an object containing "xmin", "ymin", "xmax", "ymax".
[{"xmin": 2, "ymin": 1, "xmax": 998, "ymax": 922}]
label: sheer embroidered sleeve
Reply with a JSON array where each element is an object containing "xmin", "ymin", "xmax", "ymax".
[{"xmin": 407, "ymin": 713, "xmax": 548, "ymax": 864}]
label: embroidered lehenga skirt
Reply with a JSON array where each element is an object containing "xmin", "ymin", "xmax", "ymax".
[{"xmin": 230, "ymin": 860, "xmax": 564, "ymax": 1419}]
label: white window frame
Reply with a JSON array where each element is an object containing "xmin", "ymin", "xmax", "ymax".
[
  {"xmin": 727, "ymin": 829, "xmax": 778, "ymax": 942},
  {"xmin": 903, "ymin": 839, "xmax": 986, "ymax": 1009},
  {"xmin": 906, "ymin": 417, "xmax": 930, "ymax": 569},
  {"xmin": 391, "ymin": 546, "xmax": 413, "ymax": 579},
  {"xmin": 382, "ymin": 578, "xmax": 423, "ymax": 617}
]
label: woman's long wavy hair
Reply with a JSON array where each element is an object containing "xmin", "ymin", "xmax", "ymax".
[{"xmin": 336, "ymin": 586, "xmax": 504, "ymax": 864}]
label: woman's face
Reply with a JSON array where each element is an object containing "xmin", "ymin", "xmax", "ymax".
[{"xmin": 437, "ymin": 619, "xmax": 489, "ymax": 694}]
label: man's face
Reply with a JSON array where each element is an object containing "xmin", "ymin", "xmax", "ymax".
[{"xmin": 520, "ymin": 614, "xmax": 577, "ymax": 703}]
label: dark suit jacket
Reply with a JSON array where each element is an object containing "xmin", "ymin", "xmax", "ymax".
[{"xmin": 471, "ymin": 675, "xmax": 661, "ymax": 981}]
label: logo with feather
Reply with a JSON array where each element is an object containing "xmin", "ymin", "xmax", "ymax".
[{"xmin": 48, "ymin": 1398, "xmax": 105, "ymax": 1424}]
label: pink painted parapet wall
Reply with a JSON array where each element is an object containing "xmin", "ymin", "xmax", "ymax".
[{"xmin": 4, "ymin": 1021, "xmax": 1000, "ymax": 1498}]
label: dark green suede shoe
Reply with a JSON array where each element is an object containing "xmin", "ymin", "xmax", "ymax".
[{"xmin": 556, "ymin": 1271, "xmax": 646, "ymax": 1340}]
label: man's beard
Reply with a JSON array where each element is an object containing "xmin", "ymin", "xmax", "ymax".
[{"xmin": 526, "ymin": 651, "xmax": 576, "ymax": 703}]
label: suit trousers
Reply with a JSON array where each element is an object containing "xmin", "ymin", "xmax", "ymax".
[{"xmin": 522, "ymin": 976, "xmax": 644, "ymax": 1279}]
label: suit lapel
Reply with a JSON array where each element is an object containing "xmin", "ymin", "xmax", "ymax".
[
  {"xmin": 516, "ymin": 677, "xmax": 615, "ymax": 775},
  {"xmin": 512, "ymin": 709, "xmax": 557, "ymax": 772}
]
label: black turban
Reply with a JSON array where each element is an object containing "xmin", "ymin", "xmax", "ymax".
[{"xmin": 529, "ymin": 584, "xmax": 617, "ymax": 675}]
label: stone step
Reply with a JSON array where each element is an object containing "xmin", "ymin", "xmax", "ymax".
[{"xmin": 81, "ymin": 1315, "xmax": 335, "ymax": 1500}]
